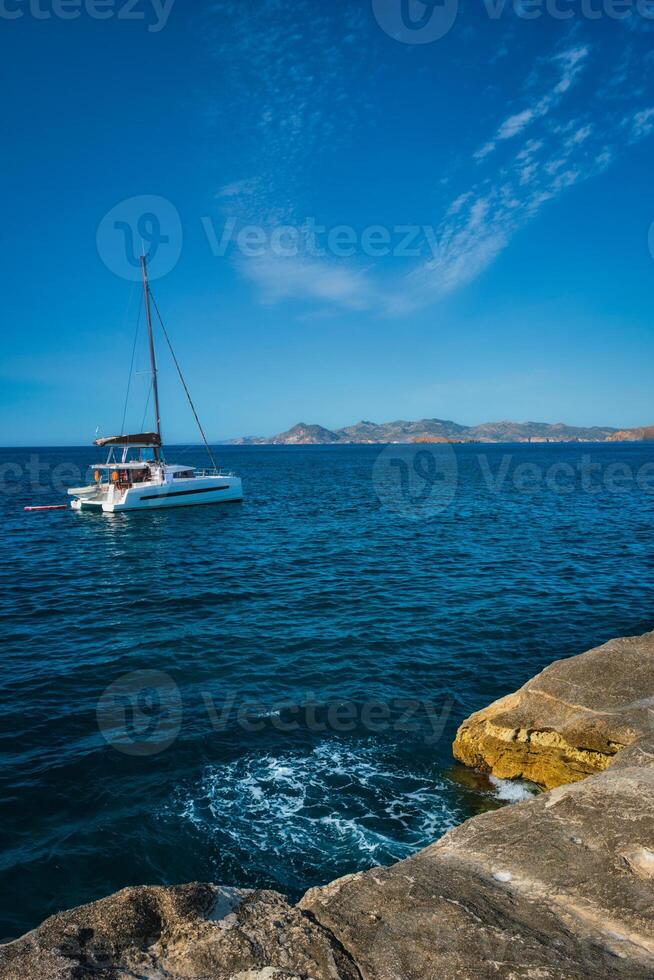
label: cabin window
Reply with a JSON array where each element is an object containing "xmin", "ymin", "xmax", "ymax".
[{"xmin": 174, "ymin": 470, "xmax": 195, "ymax": 479}]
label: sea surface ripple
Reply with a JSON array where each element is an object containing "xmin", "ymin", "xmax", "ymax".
[{"xmin": 1, "ymin": 443, "xmax": 653, "ymax": 936}]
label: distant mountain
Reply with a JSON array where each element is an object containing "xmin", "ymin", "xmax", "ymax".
[
  {"xmin": 233, "ymin": 418, "xmax": 628, "ymax": 445},
  {"xmin": 607, "ymin": 425, "xmax": 654, "ymax": 442},
  {"xmin": 257, "ymin": 423, "xmax": 341, "ymax": 445},
  {"xmin": 464, "ymin": 421, "xmax": 618, "ymax": 443},
  {"xmin": 339, "ymin": 418, "xmax": 468, "ymax": 442}
]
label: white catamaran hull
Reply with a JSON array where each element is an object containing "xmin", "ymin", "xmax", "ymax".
[{"xmin": 70, "ymin": 475, "xmax": 243, "ymax": 512}]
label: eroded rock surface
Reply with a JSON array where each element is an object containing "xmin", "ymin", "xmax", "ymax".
[
  {"xmin": 301, "ymin": 764, "xmax": 654, "ymax": 979},
  {"xmin": 609, "ymin": 733, "xmax": 654, "ymax": 772},
  {"xmin": 452, "ymin": 631, "xmax": 654, "ymax": 788},
  {"xmin": 0, "ymin": 884, "xmax": 361, "ymax": 980}
]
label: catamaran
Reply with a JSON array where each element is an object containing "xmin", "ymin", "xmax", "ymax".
[{"xmin": 68, "ymin": 256, "xmax": 243, "ymax": 513}]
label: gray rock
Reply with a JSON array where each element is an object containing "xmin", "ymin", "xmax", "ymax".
[
  {"xmin": 301, "ymin": 764, "xmax": 654, "ymax": 979},
  {"xmin": 0, "ymin": 884, "xmax": 361, "ymax": 980},
  {"xmin": 609, "ymin": 734, "xmax": 654, "ymax": 771}
]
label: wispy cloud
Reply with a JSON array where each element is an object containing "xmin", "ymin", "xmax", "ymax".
[
  {"xmin": 630, "ymin": 107, "xmax": 654, "ymax": 141},
  {"xmin": 239, "ymin": 253, "xmax": 378, "ymax": 311},
  {"xmin": 204, "ymin": 0, "xmax": 375, "ymax": 213},
  {"xmin": 497, "ymin": 109, "xmax": 537, "ymax": 141},
  {"xmin": 203, "ymin": 9, "xmax": 654, "ymax": 317},
  {"xmin": 474, "ymin": 44, "xmax": 590, "ymax": 160},
  {"xmin": 406, "ymin": 37, "xmax": 654, "ymax": 306}
]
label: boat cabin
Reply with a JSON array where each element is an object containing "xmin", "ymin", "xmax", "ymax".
[
  {"xmin": 91, "ymin": 433, "xmax": 166, "ymax": 490},
  {"xmin": 90, "ymin": 460, "xmax": 157, "ymax": 491},
  {"xmin": 90, "ymin": 461, "xmax": 199, "ymax": 488}
]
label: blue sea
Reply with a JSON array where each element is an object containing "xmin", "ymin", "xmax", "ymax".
[{"xmin": 1, "ymin": 442, "xmax": 653, "ymax": 938}]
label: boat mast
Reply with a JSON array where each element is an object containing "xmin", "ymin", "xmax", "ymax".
[{"xmin": 140, "ymin": 254, "xmax": 162, "ymax": 460}]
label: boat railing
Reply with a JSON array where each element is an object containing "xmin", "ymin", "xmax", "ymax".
[{"xmin": 194, "ymin": 468, "xmax": 235, "ymax": 478}]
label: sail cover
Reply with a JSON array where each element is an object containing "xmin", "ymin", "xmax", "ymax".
[{"xmin": 94, "ymin": 433, "xmax": 162, "ymax": 448}]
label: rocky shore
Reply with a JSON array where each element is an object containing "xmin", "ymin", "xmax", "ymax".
[
  {"xmin": 452, "ymin": 630, "xmax": 654, "ymax": 788},
  {"xmin": 3, "ymin": 632, "xmax": 653, "ymax": 979}
]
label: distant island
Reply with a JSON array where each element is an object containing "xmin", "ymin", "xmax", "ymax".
[{"xmin": 232, "ymin": 419, "xmax": 654, "ymax": 445}]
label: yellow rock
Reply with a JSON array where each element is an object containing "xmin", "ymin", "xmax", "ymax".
[{"xmin": 453, "ymin": 631, "xmax": 654, "ymax": 789}]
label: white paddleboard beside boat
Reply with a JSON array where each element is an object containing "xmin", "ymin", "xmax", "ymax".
[{"xmin": 68, "ymin": 256, "xmax": 243, "ymax": 514}]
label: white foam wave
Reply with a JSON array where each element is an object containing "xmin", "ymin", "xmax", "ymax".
[
  {"xmin": 168, "ymin": 740, "xmax": 462, "ymax": 880},
  {"xmin": 488, "ymin": 775, "xmax": 538, "ymax": 803}
]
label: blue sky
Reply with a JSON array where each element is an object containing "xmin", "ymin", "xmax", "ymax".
[{"xmin": 1, "ymin": 0, "xmax": 654, "ymax": 444}]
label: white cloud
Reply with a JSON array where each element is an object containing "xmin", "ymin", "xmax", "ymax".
[
  {"xmin": 519, "ymin": 162, "xmax": 537, "ymax": 186},
  {"xmin": 217, "ymin": 178, "xmax": 260, "ymax": 199},
  {"xmin": 208, "ymin": 18, "xmax": 654, "ymax": 318},
  {"xmin": 447, "ymin": 192, "xmax": 472, "ymax": 216},
  {"xmin": 553, "ymin": 44, "xmax": 590, "ymax": 94},
  {"xmin": 475, "ymin": 44, "xmax": 590, "ymax": 160},
  {"xmin": 204, "ymin": 0, "xmax": 373, "ymax": 179},
  {"xmin": 409, "ymin": 213, "xmax": 509, "ymax": 298},
  {"xmin": 240, "ymin": 253, "xmax": 378, "ymax": 311},
  {"xmin": 474, "ymin": 141, "xmax": 496, "ymax": 162},
  {"xmin": 566, "ymin": 124, "xmax": 593, "ymax": 146},
  {"xmin": 498, "ymin": 109, "xmax": 535, "ymax": 141},
  {"xmin": 400, "ymin": 39, "xmax": 654, "ymax": 307},
  {"xmin": 595, "ymin": 148, "xmax": 614, "ymax": 170},
  {"xmin": 516, "ymin": 139, "xmax": 544, "ymax": 161},
  {"xmin": 630, "ymin": 107, "xmax": 654, "ymax": 140}
]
